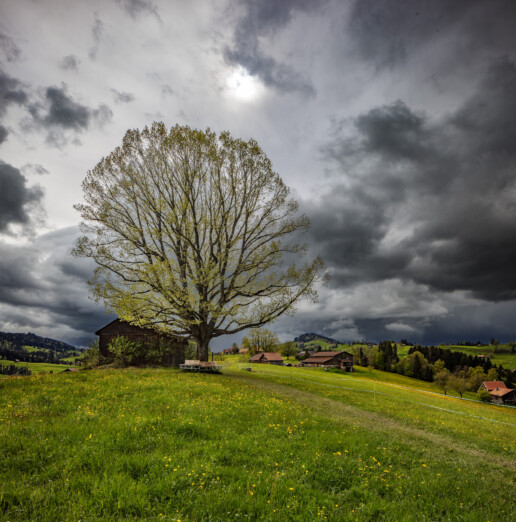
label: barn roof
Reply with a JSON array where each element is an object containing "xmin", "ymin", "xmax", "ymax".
[
  {"xmin": 263, "ymin": 352, "xmax": 283, "ymax": 361},
  {"xmin": 303, "ymin": 355, "xmax": 335, "ymax": 364},
  {"xmin": 306, "ymin": 351, "xmax": 353, "ymax": 358},
  {"xmin": 95, "ymin": 318, "xmax": 183, "ymax": 342},
  {"xmin": 249, "ymin": 353, "xmax": 263, "ymax": 361}
]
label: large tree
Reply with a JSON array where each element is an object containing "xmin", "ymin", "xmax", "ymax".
[{"xmin": 74, "ymin": 123, "xmax": 326, "ymax": 360}]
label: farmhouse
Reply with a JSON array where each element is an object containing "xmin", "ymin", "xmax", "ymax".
[
  {"xmin": 249, "ymin": 352, "xmax": 284, "ymax": 365},
  {"xmin": 479, "ymin": 381, "xmax": 516, "ymax": 405},
  {"xmin": 300, "ymin": 351, "xmax": 354, "ymax": 372},
  {"xmin": 96, "ymin": 318, "xmax": 186, "ymax": 366}
]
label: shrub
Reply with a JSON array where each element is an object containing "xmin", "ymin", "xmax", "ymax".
[
  {"xmin": 107, "ymin": 336, "xmax": 145, "ymax": 368},
  {"xmin": 79, "ymin": 339, "xmax": 106, "ymax": 368},
  {"xmin": 477, "ymin": 389, "xmax": 492, "ymax": 402}
]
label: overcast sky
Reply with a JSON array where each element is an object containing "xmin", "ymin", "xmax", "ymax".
[{"xmin": 1, "ymin": 0, "xmax": 516, "ymax": 349}]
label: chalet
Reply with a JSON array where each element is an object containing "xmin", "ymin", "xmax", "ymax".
[
  {"xmin": 300, "ymin": 351, "xmax": 354, "ymax": 372},
  {"xmin": 479, "ymin": 381, "xmax": 516, "ymax": 405},
  {"xmin": 95, "ymin": 318, "xmax": 186, "ymax": 366},
  {"xmin": 249, "ymin": 352, "xmax": 284, "ymax": 365},
  {"xmin": 239, "ymin": 348, "xmax": 249, "ymax": 355}
]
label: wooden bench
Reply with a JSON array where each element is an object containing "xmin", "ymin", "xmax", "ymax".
[{"xmin": 179, "ymin": 360, "xmax": 222, "ymax": 372}]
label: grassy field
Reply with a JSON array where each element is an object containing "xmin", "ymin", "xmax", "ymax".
[
  {"xmin": 0, "ymin": 359, "xmax": 77, "ymax": 374},
  {"xmin": 1, "ymin": 366, "xmax": 514, "ymax": 521}
]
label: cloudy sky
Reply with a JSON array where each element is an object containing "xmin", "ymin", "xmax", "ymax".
[{"xmin": 1, "ymin": 0, "xmax": 516, "ymax": 348}]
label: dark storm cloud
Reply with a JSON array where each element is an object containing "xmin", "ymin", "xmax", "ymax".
[
  {"xmin": 111, "ymin": 89, "xmax": 135, "ymax": 103},
  {"xmin": 0, "ymin": 227, "xmax": 113, "ymax": 346},
  {"xmin": 0, "ymin": 161, "xmax": 44, "ymax": 232},
  {"xmin": 0, "ymin": 125, "xmax": 7, "ymax": 144},
  {"xmin": 224, "ymin": 0, "xmax": 320, "ymax": 95},
  {"xmin": 0, "ymin": 31, "xmax": 21, "ymax": 63},
  {"xmin": 0, "ymin": 69, "xmax": 28, "ymax": 116},
  {"xmin": 59, "ymin": 55, "xmax": 80, "ymax": 71},
  {"xmin": 348, "ymin": 0, "xmax": 516, "ymax": 68},
  {"xmin": 315, "ymin": 58, "xmax": 516, "ymax": 302},
  {"xmin": 28, "ymin": 85, "xmax": 112, "ymax": 146}
]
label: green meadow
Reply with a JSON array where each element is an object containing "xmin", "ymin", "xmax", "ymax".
[
  {"xmin": 0, "ymin": 359, "xmax": 77, "ymax": 374},
  {"xmin": 1, "ymin": 366, "xmax": 514, "ymax": 521}
]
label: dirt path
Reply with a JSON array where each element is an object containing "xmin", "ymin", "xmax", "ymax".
[{"xmin": 225, "ymin": 369, "xmax": 516, "ymax": 473}]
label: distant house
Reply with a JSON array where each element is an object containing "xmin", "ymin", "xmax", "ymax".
[
  {"xmin": 249, "ymin": 352, "xmax": 284, "ymax": 365},
  {"xmin": 223, "ymin": 348, "xmax": 232, "ymax": 355},
  {"xmin": 95, "ymin": 318, "xmax": 186, "ymax": 366},
  {"xmin": 300, "ymin": 351, "xmax": 354, "ymax": 372},
  {"xmin": 239, "ymin": 348, "xmax": 249, "ymax": 355},
  {"xmin": 479, "ymin": 381, "xmax": 516, "ymax": 405}
]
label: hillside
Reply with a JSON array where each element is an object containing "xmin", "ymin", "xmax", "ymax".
[
  {"xmin": 0, "ymin": 331, "xmax": 80, "ymax": 366},
  {"xmin": 294, "ymin": 332, "xmax": 341, "ymax": 345},
  {"xmin": 1, "ymin": 366, "xmax": 514, "ymax": 520},
  {"xmin": 0, "ymin": 331, "xmax": 77, "ymax": 352}
]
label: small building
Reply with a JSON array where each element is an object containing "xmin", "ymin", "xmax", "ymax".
[
  {"xmin": 300, "ymin": 351, "xmax": 354, "ymax": 372},
  {"xmin": 95, "ymin": 318, "xmax": 186, "ymax": 366},
  {"xmin": 249, "ymin": 352, "xmax": 284, "ymax": 365},
  {"xmin": 239, "ymin": 348, "xmax": 249, "ymax": 355},
  {"xmin": 479, "ymin": 381, "xmax": 516, "ymax": 405}
]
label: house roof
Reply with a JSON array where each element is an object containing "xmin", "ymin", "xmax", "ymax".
[
  {"xmin": 303, "ymin": 355, "xmax": 336, "ymax": 364},
  {"xmin": 249, "ymin": 353, "xmax": 263, "ymax": 361},
  {"xmin": 263, "ymin": 352, "xmax": 283, "ymax": 361},
  {"xmin": 483, "ymin": 381, "xmax": 509, "ymax": 391},
  {"xmin": 489, "ymin": 388, "xmax": 514, "ymax": 397}
]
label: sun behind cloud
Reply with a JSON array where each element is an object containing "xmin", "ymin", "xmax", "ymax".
[{"xmin": 225, "ymin": 67, "xmax": 264, "ymax": 102}]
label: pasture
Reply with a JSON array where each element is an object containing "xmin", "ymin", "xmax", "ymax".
[{"xmin": 0, "ymin": 366, "xmax": 514, "ymax": 521}]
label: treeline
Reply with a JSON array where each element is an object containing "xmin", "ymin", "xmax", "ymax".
[
  {"xmin": 0, "ymin": 364, "xmax": 31, "ymax": 376},
  {"xmin": 0, "ymin": 346, "xmax": 75, "ymax": 365},
  {"xmin": 0, "ymin": 332, "xmax": 76, "ymax": 353},
  {"xmin": 352, "ymin": 342, "xmax": 515, "ymax": 396}
]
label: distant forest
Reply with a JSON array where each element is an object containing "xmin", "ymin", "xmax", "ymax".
[{"xmin": 0, "ymin": 331, "xmax": 79, "ymax": 365}]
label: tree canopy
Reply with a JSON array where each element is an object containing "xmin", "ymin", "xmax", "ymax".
[{"xmin": 74, "ymin": 123, "xmax": 326, "ymax": 360}]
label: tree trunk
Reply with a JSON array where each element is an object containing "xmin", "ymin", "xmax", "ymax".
[{"xmin": 195, "ymin": 337, "xmax": 210, "ymax": 361}]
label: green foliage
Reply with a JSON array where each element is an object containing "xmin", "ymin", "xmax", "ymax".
[
  {"xmin": 108, "ymin": 336, "xmax": 145, "ymax": 368},
  {"xmin": 78, "ymin": 339, "xmax": 103, "ymax": 368},
  {"xmin": 0, "ymin": 364, "xmax": 31, "ymax": 376},
  {"xmin": 281, "ymin": 342, "xmax": 298, "ymax": 359},
  {"xmin": 434, "ymin": 369, "xmax": 451, "ymax": 394},
  {"xmin": 477, "ymin": 389, "xmax": 492, "ymax": 402},
  {"xmin": 449, "ymin": 375, "xmax": 468, "ymax": 398},
  {"xmin": 74, "ymin": 123, "xmax": 327, "ymax": 361},
  {"xmin": 241, "ymin": 328, "xmax": 280, "ymax": 356}
]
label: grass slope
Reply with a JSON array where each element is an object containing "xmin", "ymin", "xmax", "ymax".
[
  {"xmin": 1, "ymin": 367, "xmax": 514, "ymax": 521},
  {"xmin": 0, "ymin": 360, "xmax": 77, "ymax": 374}
]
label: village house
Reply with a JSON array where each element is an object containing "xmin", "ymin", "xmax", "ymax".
[
  {"xmin": 300, "ymin": 351, "xmax": 354, "ymax": 372},
  {"xmin": 479, "ymin": 381, "xmax": 516, "ymax": 405},
  {"xmin": 249, "ymin": 352, "xmax": 284, "ymax": 365},
  {"xmin": 96, "ymin": 318, "xmax": 186, "ymax": 366}
]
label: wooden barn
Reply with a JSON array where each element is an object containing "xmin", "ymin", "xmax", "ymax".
[
  {"xmin": 96, "ymin": 318, "xmax": 186, "ymax": 366},
  {"xmin": 300, "ymin": 351, "xmax": 354, "ymax": 372},
  {"xmin": 479, "ymin": 381, "xmax": 516, "ymax": 405},
  {"xmin": 249, "ymin": 352, "xmax": 284, "ymax": 365}
]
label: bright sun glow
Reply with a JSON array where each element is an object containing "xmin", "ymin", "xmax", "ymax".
[{"xmin": 226, "ymin": 68, "xmax": 263, "ymax": 101}]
